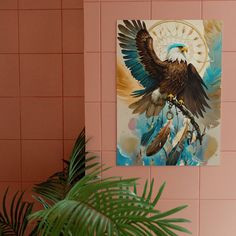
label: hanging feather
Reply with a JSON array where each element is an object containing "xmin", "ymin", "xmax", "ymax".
[
  {"xmin": 166, "ymin": 119, "xmax": 189, "ymax": 165},
  {"xmin": 146, "ymin": 121, "xmax": 171, "ymax": 156},
  {"xmin": 172, "ymin": 119, "xmax": 190, "ymax": 148},
  {"xmin": 141, "ymin": 123, "xmax": 156, "ymax": 146}
]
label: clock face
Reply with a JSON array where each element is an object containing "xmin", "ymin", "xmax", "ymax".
[{"xmin": 149, "ymin": 20, "xmax": 208, "ymax": 74}]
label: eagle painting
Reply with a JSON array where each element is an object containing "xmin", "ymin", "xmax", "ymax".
[{"xmin": 117, "ymin": 20, "xmax": 222, "ymax": 166}]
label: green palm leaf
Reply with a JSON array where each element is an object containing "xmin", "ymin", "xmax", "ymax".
[
  {"xmin": 30, "ymin": 173, "xmax": 191, "ymax": 236},
  {"xmin": 33, "ymin": 128, "xmax": 99, "ymax": 204},
  {"xmin": 30, "ymin": 129, "xmax": 191, "ymax": 235},
  {"xmin": 0, "ymin": 189, "xmax": 33, "ymax": 236}
]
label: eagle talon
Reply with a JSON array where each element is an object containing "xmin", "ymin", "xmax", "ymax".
[
  {"xmin": 167, "ymin": 94, "xmax": 174, "ymax": 101},
  {"xmin": 178, "ymin": 99, "xmax": 184, "ymax": 105}
]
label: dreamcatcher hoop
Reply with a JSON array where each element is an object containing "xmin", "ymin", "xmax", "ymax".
[{"xmin": 149, "ymin": 20, "xmax": 208, "ymax": 73}]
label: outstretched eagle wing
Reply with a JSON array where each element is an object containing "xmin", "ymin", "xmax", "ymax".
[
  {"xmin": 182, "ymin": 63, "xmax": 210, "ymax": 118},
  {"xmin": 118, "ymin": 20, "xmax": 167, "ymax": 97},
  {"xmin": 200, "ymin": 20, "xmax": 222, "ymax": 128}
]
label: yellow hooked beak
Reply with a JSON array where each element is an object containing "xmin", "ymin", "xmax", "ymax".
[{"xmin": 180, "ymin": 46, "xmax": 188, "ymax": 53}]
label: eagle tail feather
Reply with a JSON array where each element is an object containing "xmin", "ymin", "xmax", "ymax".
[{"xmin": 129, "ymin": 94, "xmax": 165, "ymax": 118}]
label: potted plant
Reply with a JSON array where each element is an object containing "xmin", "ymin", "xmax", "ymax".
[{"xmin": 0, "ymin": 129, "xmax": 191, "ymax": 236}]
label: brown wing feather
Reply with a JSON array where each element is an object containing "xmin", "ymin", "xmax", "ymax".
[
  {"xmin": 134, "ymin": 21, "xmax": 167, "ymax": 78},
  {"xmin": 118, "ymin": 20, "xmax": 167, "ymax": 91},
  {"xmin": 181, "ymin": 63, "xmax": 210, "ymax": 118}
]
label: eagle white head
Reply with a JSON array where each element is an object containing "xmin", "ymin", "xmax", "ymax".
[{"xmin": 166, "ymin": 43, "xmax": 188, "ymax": 63}]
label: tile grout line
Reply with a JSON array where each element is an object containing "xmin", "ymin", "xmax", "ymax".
[
  {"xmin": 201, "ymin": 0, "xmax": 203, "ymax": 19},
  {"xmin": 87, "ymin": 0, "xmax": 236, "ymax": 1},
  {"xmin": 0, "ymin": 96, "xmax": 85, "ymax": 98},
  {"xmin": 100, "ymin": 0, "xmax": 103, "ymax": 176},
  {"xmin": 0, "ymin": 52, "xmax": 84, "ymax": 54},
  {"xmin": 17, "ymin": 0, "xmax": 23, "ymax": 192},
  {"xmin": 0, "ymin": 8, "xmax": 83, "ymax": 11},
  {"xmin": 78, "ymin": 0, "xmax": 187, "ymax": 3},
  {"xmin": 61, "ymin": 0, "xmax": 65, "ymax": 171},
  {"xmin": 199, "ymin": 166, "xmax": 201, "ymax": 236},
  {"xmin": 0, "ymin": 138, "xmax": 78, "ymax": 141}
]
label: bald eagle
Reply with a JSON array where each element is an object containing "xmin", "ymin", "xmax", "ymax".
[{"xmin": 118, "ymin": 20, "xmax": 210, "ymax": 118}]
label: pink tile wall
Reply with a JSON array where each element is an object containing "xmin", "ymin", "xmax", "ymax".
[
  {"xmin": 0, "ymin": 0, "xmax": 84, "ymax": 210},
  {"xmin": 84, "ymin": 0, "xmax": 236, "ymax": 235}
]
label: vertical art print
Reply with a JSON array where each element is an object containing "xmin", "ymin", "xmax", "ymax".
[{"xmin": 117, "ymin": 20, "xmax": 222, "ymax": 166}]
